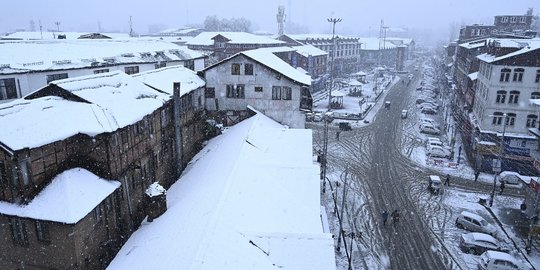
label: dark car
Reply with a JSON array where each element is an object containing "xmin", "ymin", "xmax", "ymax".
[{"xmin": 338, "ymin": 122, "xmax": 352, "ymax": 131}]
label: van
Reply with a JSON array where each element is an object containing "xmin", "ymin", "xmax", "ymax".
[
  {"xmin": 428, "ymin": 175, "xmax": 442, "ymax": 194},
  {"xmin": 456, "ymin": 211, "xmax": 497, "ymax": 236},
  {"xmin": 478, "ymin": 251, "xmax": 524, "ymax": 270}
]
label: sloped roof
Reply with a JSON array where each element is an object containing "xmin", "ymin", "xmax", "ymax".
[
  {"xmin": 133, "ymin": 65, "xmax": 205, "ymax": 95},
  {"xmin": 358, "ymin": 37, "xmax": 398, "ymax": 50},
  {"xmin": 187, "ymin": 32, "xmax": 285, "ymax": 46},
  {"xmin": 0, "ymin": 70, "xmax": 177, "ymax": 150},
  {"xmin": 108, "ymin": 112, "xmax": 335, "ymax": 270},
  {"xmin": 292, "ymin": 44, "xmax": 328, "ymax": 57},
  {"xmin": 0, "ymin": 39, "xmax": 203, "ymax": 74},
  {"xmin": 0, "ymin": 168, "xmax": 120, "ymax": 223}
]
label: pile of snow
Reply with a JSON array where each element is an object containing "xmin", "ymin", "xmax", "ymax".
[{"xmin": 145, "ymin": 182, "xmax": 166, "ymax": 197}]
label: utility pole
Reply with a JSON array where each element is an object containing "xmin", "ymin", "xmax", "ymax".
[
  {"xmin": 327, "ymin": 17, "xmax": 342, "ymax": 111},
  {"xmin": 490, "ymin": 113, "xmax": 507, "ymax": 206},
  {"xmin": 54, "ymin": 21, "xmax": 60, "ymax": 32},
  {"xmin": 129, "ymin": 16, "xmax": 134, "ymax": 37}
]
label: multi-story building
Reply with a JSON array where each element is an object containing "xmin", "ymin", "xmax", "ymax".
[
  {"xmin": 279, "ymin": 34, "xmax": 362, "ymax": 75},
  {"xmin": 186, "ymin": 32, "xmax": 285, "ymax": 63},
  {"xmin": 458, "ymin": 25, "xmax": 496, "ymax": 42},
  {"xmin": 0, "ymin": 39, "xmax": 205, "ymax": 102},
  {"xmin": 494, "ymin": 12, "xmax": 534, "ymax": 33},
  {"xmin": 203, "ymin": 47, "xmax": 312, "ymax": 128},
  {"xmin": 0, "ymin": 66, "xmax": 207, "ymax": 269},
  {"xmin": 472, "ymin": 39, "xmax": 540, "ymax": 173}
]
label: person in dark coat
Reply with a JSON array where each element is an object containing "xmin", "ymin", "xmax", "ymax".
[
  {"xmin": 382, "ymin": 210, "xmax": 389, "ymax": 226},
  {"xmin": 499, "ymin": 181, "xmax": 505, "ymax": 195},
  {"xmin": 474, "ymin": 170, "xmax": 480, "ymax": 181},
  {"xmin": 391, "ymin": 210, "xmax": 400, "ymax": 225},
  {"xmin": 444, "ymin": 174, "xmax": 450, "ymax": 186}
]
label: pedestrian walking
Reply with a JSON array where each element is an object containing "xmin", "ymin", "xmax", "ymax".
[
  {"xmin": 474, "ymin": 170, "xmax": 480, "ymax": 182},
  {"xmin": 499, "ymin": 181, "xmax": 505, "ymax": 195},
  {"xmin": 382, "ymin": 210, "xmax": 389, "ymax": 226},
  {"xmin": 391, "ymin": 210, "xmax": 400, "ymax": 226},
  {"xmin": 336, "ymin": 131, "xmax": 340, "ymax": 141},
  {"xmin": 444, "ymin": 174, "xmax": 450, "ymax": 186}
]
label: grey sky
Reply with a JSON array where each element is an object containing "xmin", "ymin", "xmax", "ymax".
[{"xmin": 1, "ymin": 0, "xmax": 538, "ymax": 38}]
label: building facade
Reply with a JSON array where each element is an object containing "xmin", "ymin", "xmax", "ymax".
[
  {"xmin": 0, "ymin": 68, "xmax": 207, "ymax": 269},
  {"xmin": 203, "ymin": 48, "xmax": 312, "ymax": 128}
]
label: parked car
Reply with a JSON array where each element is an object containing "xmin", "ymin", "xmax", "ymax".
[
  {"xmin": 401, "ymin": 110, "xmax": 408, "ymax": 119},
  {"xmin": 420, "ymin": 124, "xmax": 440, "ymax": 135},
  {"xmin": 419, "ymin": 102, "xmax": 439, "ymax": 110},
  {"xmin": 385, "ymin": 101, "xmax": 391, "ymax": 108},
  {"xmin": 456, "ymin": 211, "xmax": 497, "ymax": 236},
  {"xmin": 427, "ymin": 145, "xmax": 451, "ymax": 158},
  {"xmin": 421, "ymin": 118, "xmax": 439, "ymax": 128},
  {"xmin": 416, "ymin": 97, "xmax": 437, "ymax": 104},
  {"xmin": 338, "ymin": 122, "xmax": 352, "ymax": 131},
  {"xmin": 428, "ymin": 175, "xmax": 442, "ymax": 194},
  {"xmin": 499, "ymin": 171, "xmax": 521, "ymax": 185},
  {"xmin": 478, "ymin": 251, "xmax": 524, "ymax": 270},
  {"xmin": 425, "ymin": 136, "xmax": 442, "ymax": 143},
  {"xmin": 460, "ymin": 232, "xmax": 507, "ymax": 255},
  {"xmin": 421, "ymin": 107, "xmax": 438, "ymax": 115}
]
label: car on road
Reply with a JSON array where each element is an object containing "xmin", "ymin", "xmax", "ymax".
[
  {"xmin": 420, "ymin": 124, "xmax": 440, "ymax": 135},
  {"xmin": 421, "ymin": 107, "xmax": 438, "ymax": 115},
  {"xmin": 401, "ymin": 110, "xmax": 408, "ymax": 119},
  {"xmin": 456, "ymin": 211, "xmax": 497, "ymax": 236},
  {"xmin": 428, "ymin": 175, "xmax": 442, "ymax": 194},
  {"xmin": 499, "ymin": 171, "xmax": 521, "ymax": 185},
  {"xmin": 338, "ymin": 122, "xmax": 352, "ymax": 131},
  {"xmin": 426, "ymin": 145, "xmax": 450, "ymax": 158},
  {"xmin": 385, "ymin": 101, "xmax": 391, "ymax": 108},
  {"xmin": 478, "ymin": 251, "xmax": 524, "ymax": 270},
  {"xmin": 459, "ymin": 232, "xmax": 507, "ymax": 255}
]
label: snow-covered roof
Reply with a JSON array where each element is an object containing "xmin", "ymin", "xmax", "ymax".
[
  {"xmin": 530, "ymin": 99, "xmax": 540, "ymax": 106},
  {"xmin": 1, "ymin": 31, "xmax": 130, "ymax": 40},
  {"xmin": 158, "ymin": 28, "xmax": 201, "ymax": 35},
  {"xmin": 0, "ymin": 71, "xmax": 172, "ymax": 150},
  {"xmin": 292, "ymin": 44, "xmax": 328, "ymax": 57},
  {"xmin": 286, "ymin": 34, "xmax": 357, "ymax": 41},
  {"xmin": 468, "ymin": 72, "xmax": 478, "ymax": 81},
  {"xmin": 358, "ymin": 37, "xmax": 398, "ymax": 50},
  {"xmin": 0, "ymin": 39, "xmax": 203, "ymax": 74},
  {"xmin": 477, "ymin": 39, "xmax": 540, "ymax": 64},
  {"xmin": 0, "ymin": 168, "xmax": 119, "ymax": 223},
  {"xmin": 133, "ymin": 65, "xmax": 205, "ymax": 95},
  {"xmin": 347, "ymin": 79, "xmax": 362, "ymax": 86},
  {"xmin": 187, "ymin": 32, "xmax": 285, "ymax": 46},
  {"xmin": 385, "ymin": 37, "xmax": 414, "ymax": 46},
  {"xmin": 108, "ymin": 112, "xmax": 336, "ymax": 270},
  {"xmin": 458, "ymin": 40, "xmax": 486, "ymax": 49}
]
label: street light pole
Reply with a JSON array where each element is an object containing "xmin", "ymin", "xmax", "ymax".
[{"xmin": 327, "ymin": 17, "xmax": 342, "ymax": 111}]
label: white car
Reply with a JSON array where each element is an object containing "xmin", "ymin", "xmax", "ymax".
[
  {"xmin": 401, "ymin": 110, "xmax": 408, "ymax": 119},
  {"xmin": 426, "ymin": 145, "xmax": 450, "ymax": 158},
  {"xmin": 421, "ymin": 118, "xmax": 439, "ymax": 128},
  {"xmin": 456, "ymin": 211, "xmax": 497, "ymax": 236},
  {"xmin": 478, "ymin": 251, "xmax": 524, "ymax": 270},
  {"xmin": 499, "ymin": 171, "xmax": 521, "ymax": 185},
  {"xmin": 421, "ymin": 107, "xmax": 438, "ymax": 115},
  {"xmin": 460, "ymin": 233, "xmax": 506, "ymax": 255},
  {"xmin": 419, "ymin": 102, "xmax": 439, "ymax": 110},
  {"xmin": 420, "ymin": 124, "xmax": 440, "ymax": 135}
]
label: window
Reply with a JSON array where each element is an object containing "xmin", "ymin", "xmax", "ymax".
[
  {"xmin": 124, "ymin": 66, "xmax": 139, "ymax": 75},
  {"xmin": 0, "ymin": 78, "xmax": 17, "ymax": 100},
  {"xmin": 510, "ymin": 17, "xmax": 517, "ymax": 23},
  {"xmin": 272, "ymin": 86, "xmax": 281, "ymax": 100},
  {"xmin": 93, "ymin": 69, "xmax": 109, "ymax": 74},
  {"xmin": 155, "ymin": 62, "xmax": 166, "ymax": 69},
  {"xmin": 184, "ymin": 60, "xmax": 195, "ymax": 71},
  {"xmin": 120, "ymin": 130, "xmax": 128, "ymax": 146},
  {"xmin": 244, "ymin": 63, "xmax": 254, "ymax": 75},
  {"xmin": 282, "ymin": 86, "xmax": 292, "ymax": 100},
  {"xmin": 536, "ymin": 70, "xmax": 540, "ymax": 83},
  {"xmin": 161, "ymin": 108, "xmax": 170, "ymax": 127},
  {"xmin": 532, "ymin": 92, "xmax": 540, "ymax": 99},
  {"xmin": 527, "ymin": 115, "xmax": 538, "ymax": 128},
  {"xmin": 46, "ymin": 73, "xmax": 68, "ymax": 84},
  {"xmin": 10, "ymin": 218, "xmax": 28, "ymax": 246},
  {"xmin": 19, "ymin": 159, "xmax": 32, "ymax": 186},
  {"xmin": 0, "ymin": 161, "xmax": 6, "ymax": 185},
  {"xmin": 495, "ymin": 91, "xmax": 507, "ymax": 103},
  {"xmin": 501, "ymin": 17, "xmax": 508, "ymax": 23},
  {"xmin": 35, "ymin": 221, "xmax": 50, "ymax": 242},
  {"xmin": 499, "ymin": 68, "xmax": 511, "ymax": 82},
  {"xmin": 254, "ymin": 86, "xmax": 263, "ymax": 92},
  {"xmin": 94, "ymin": 204, "xmax": 103, "ymax": 225},
  {"xmin": 231, "ymin": 63, "xmax": 240, "ymax": 75},
  {"xmin": 506, "ymin": 113, "xmax": 516, "ymax": 126},
  {"xmin": 226, "ymin": 84, "xmax": 245, "ymax": 99},
  {"xmin": 508, "ymin": 90, "xmax": 520, "ymax": 104},
  {"xmin": 492, "ymin": 112, "xmax": 504, "ymax": 125},
  {"xmin": 513, "ymin": 68, "xmax": 524, "ymax": 82},
  {"xmin": 520, "ymin": 17, "xmax": 527, "ymax": 23},
  {"xmin": 205, "ymin": 87, "xmax": 215, "ymax": 98}
]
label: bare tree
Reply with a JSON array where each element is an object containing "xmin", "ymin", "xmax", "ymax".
[
  {"xmin": 203, "ymin": 15, "xmax": 252, "ymax": 32},
  {"xmin": 29, "ymin": 20, "xmax": 36, "ymax": 31}
]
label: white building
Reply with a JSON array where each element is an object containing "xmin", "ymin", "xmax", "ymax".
[
  {"xmin": 203, "ymin": 47, "xmax": 312, "ymax": 128},
  {"xmin": 472, "ymin": 38, "xmax": 540, "ymax": 172},
  {"xmin": 0, "ymin": 39, "xmax": 205, "ymax": 102}
]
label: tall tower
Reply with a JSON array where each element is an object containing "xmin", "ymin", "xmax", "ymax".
[{"xmin": 277, "ymin": 6, "xmax": 286, "ymax": 35}]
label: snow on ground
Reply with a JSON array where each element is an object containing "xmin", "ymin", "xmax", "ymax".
[{"xmin": 108, "ymin": 112, "xmax": 335, "ymax": 270}]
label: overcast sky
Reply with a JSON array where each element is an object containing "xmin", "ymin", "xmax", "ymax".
[{"xmin": 1, "ymin": 0, "xmax": 537, "ymax": 39}]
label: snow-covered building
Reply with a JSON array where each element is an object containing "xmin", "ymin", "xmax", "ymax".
[
  {"xmin": 472, "ymin": 38, "xmax": 540, "ymax": 173},
  {"xmin": 0, "ymin": 39, "xmax": 205, "ymax": 102},
  {"xmin": 203, "ymin": 47, "xmax": 312, "ymax": 128},
  {"xmin": 0, "ymin": 67, "xmax": 207, "ymax": 269},
  {"xmin": 187, "ymin": 31, "xmax": 285, "ymax": 62},
  {"xmin": 291, "ymin": 44, "xmax": 328, "ymax": 78},
  {"xmin": 1, "ymin": 31, "xmax": 130, "ymax": 40},
  {"xmin": 108, "ymin": 110, "xmax": 336, "ymax": 270},
  {"xmin": 279, "ymin": 34, "xmax": 361, "ymax": 75}
]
